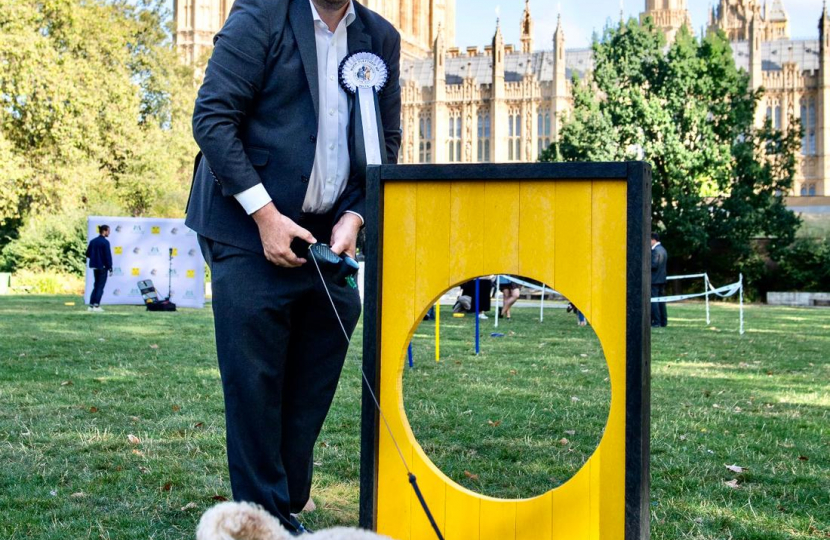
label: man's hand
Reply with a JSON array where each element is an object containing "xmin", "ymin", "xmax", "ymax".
[
  {"xmin": 252, "ymin": 203, "xmax": 316, "ymax": 267},
  {"xmin": 329, "ymin": 213, "xmax": 362, "ymax": 259}
]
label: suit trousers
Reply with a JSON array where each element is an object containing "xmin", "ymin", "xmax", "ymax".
[
  {"xmin": 199, "ymin": 225, "xmax": 360, "ymax": 531},
  {"xmin": 90, "ymin": 269, "xmax": 108, "ymax": 306},
  {"xmin": 651, "ymin": 284, "xmax": 668, "ymax": 327}
]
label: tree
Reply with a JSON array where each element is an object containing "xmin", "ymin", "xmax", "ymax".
[
  {"xmin": 0, "ymin": 0, "xmax": 197, "ymax": 272},
  {"xmin": 540, "ymin": 19, "xmax": 801, "ymax": 291}
]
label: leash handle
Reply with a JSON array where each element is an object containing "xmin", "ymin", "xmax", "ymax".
[{"xmin": 409, "ymin": 473, "xmax": 446, "ymax": 540}]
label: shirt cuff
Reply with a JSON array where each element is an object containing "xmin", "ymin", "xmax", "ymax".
[
  {"xmin": 234, "ymin": 183, "xmax": 272, "ymax": 215},
  {"xmin": 344, "ymin": 210, "xmax": 364, "ymax": 226}
]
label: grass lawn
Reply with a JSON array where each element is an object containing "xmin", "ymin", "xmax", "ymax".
[{"xmin": 0, "ymin": 296, "xmax": 828, "ymax": 539}]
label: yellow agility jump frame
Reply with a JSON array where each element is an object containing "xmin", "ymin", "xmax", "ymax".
[{"xmin": 360, "ymin": 163, "xmax": 652, "ymax": 540}]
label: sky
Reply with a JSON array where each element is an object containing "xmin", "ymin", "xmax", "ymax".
[{"xmin": 453, "ymin": 0, "xmax": 825, "ymax": 50}]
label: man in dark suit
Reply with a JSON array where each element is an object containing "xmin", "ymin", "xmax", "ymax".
[
  {"xmin": 185, "ymin": 0, "xmax": 400, "ymax": 533},
  {"xmin": 651, "ymin": 232, "xmax": 669, "ymax": 328},
  {"xmin": 85, "ymin": 225, "xmax": 113, "ymax": 312}
]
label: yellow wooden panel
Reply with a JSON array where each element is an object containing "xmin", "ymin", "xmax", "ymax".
[
  {"xmin": 554, "ymin": 181, "xmax": 592, "ymax": 319},
  {"xmin": 480, "ymin": 498, "xmax": 516, "ymax": 540},
  {"xmin": 445, "ymin": 485, "xmax": 481, "ymax": 540},
  {"xmin": 518, "ymin": 181, "xmax": 556, "ymax": 284},
  {"xmin": 516, "ymin": 494, "xmax": 552, "ymax": 540},
  {"xmin": 410, "ymin": 453, "xmax": 447, "ymax": 539},
  {"xmin": 377, "ymin": 183, "xmax": 418, "ymax": 540},
  {"xmin": 591, "ymin": 181, "xmax": 627, "ymax": 539},
  {"xmin": 415, "ymin": 183, "xmax": 452, "ymax": 315},
  {"xmin": 589, "ymin": 451, "xmax": 601, "ymax": 540},
  {"xmin": 483, "ymin": 182, "xmax": 520, "ymax": 274},
  {"xmin": 552, "ymin": 466, "xmax": 591, "ymax": 540},
  {"xmin": 449, "ymin": 182, "xmax": 486, "ymax": 285}
]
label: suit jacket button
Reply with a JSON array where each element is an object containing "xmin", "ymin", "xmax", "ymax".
[
  {"xmin": 301, "ymin": 175, "xmax": 309, "ymax": 183},
  {"xmin": 310, "ymin": 135, "xmax": 316, "ymax": 143}
]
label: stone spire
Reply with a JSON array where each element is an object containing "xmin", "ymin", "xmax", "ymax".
[
  {"xmin": 552, "ymin": 14, "xmax": 567, "ymax": 141},
  {"xmin": 749, "ymin": 5, "xmax": 762, "ymax": 92},
  {"xmin": 491, "ymin": 18, "xmax": 507, "ymax": 162},
  {"xmin": 819, "ymin": 1, "xmax": 830, "ymax": 193},
  {"xmin": 520, "ymin": 0, "xmax": 534, "ymax": 54},
  {"xmin": 432, "ymin": 23, "xmax": 447, "ymax": 163}
]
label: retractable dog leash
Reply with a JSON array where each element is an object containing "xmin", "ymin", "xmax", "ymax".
[{"xmin": 308, "ymin": 244, "xmax": 445, "ymax": 540}]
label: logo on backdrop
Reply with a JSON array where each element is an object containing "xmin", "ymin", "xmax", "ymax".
[
  {"xmin": 151, "ymin": 226, "xmax": 161, "ymax": 234},
  {"xmin": 171, "ymin": 227, "xmax": 179, "ymax": 235},
  {"xmin": 186, "ymin": 270, "xmax": 196, "ymax": 278},
  {"xmin": 188, "ymin": 249, "xmax": 197, "ymax": 257},
  {"xmin": 133, "ymin": 247, "xmax": 141, "ymax": 255},
  {"xmin": 113, "ymin": 288, "xmax": 122, "ymax": 296},
  {"xmin": 115, "ymin": 225, "xmax": 123, "ymax": 233},
  {"xmin": 150, "ymin": 269, "xmax": 158, "ymax": 276},
  {"xmin": 131, "ymin": 268, "xmax": 140, "ymax": 276},
  {"xmin": 150, "ymin": 246, "xmax": 161, "ymax": 256},
  {"xmin": 171, "ymin": 248, "xmax": 178, "ymax": 257},
  {"xmin": 112, "ymin": 267, "xmax": 123, "ymax": 277},
  {"xmin": 129, "ymin": 288, "xmax": 141, "ymax": 297},
  {"xmin": 184, "ymin": 290, "xmax": 195, "ymax": 300},
  {"xmin": 131, "ymin": 225, "xmax": 144, "ymax": 234},
  {"xmin": 114, "ymin": 246, "xmax": 123, "ymax": 255}
]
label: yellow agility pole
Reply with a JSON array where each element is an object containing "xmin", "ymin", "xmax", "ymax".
[{"xmin": 435, "ymin": 301, "xmax": 440, "ymax": 362}]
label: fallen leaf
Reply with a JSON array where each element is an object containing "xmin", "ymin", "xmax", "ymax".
[
  {"xmin": 679, "ymin": 435, "xmax": 687, "ymax": 441},
  {"xmin": 319, "ymin": 441, "xmax": 329, "ymax": 448},
  {"xmin": 712, "ymin": 404, "xmax": 721, "ymax": 409},
  {"xmin": 798, "ymin": 455, "xmax": 809, "ymax": 461},
  {"xmin": 98, "ymin": 338, "xmax": 105, "ymax": 342},
  {"xmin": 463, "ymin": 470, "xmax": 479, "ymax": 481},
  {"xmin": 70, "ymin": 492, "xmax": 85, "ymax": 498},
  {"xmin": 132, "ymin": 449, "xmax": 144, "ymax": 457},
  {"xmin": 723, "ymin": 479, "xmax": 740, "ymax": 489},
  {"xmin": 138, "ymin": 466, "xmax": 150, "ymax": 474},
  {"xmin": 559, "ymin": 438, "xmax": 570, "ymax": 445},
  {"xmin": 565, "ymin": 430, "xmax": 576, "ymax": 436},
  {"xmin": 571, "ymin": 396, "xmax": 580, "ymax": 402},
  {"xmin": 149, "ymin": 344, "xmax": 159, "ymax": 349},
  {"xmin": 180, "ymin": 502, "xmax": 198, "ymax": 511},
  {"xmin": 487, "ymin": 419, "xmax": 502, "ymax": 427},
  {"xmin": 580, "ymin": 354, "xmax": 588, "ymax": 358},
  {"xmin": 194, "ymin": 422, "xmax": 204, "ymax": 429},
  {"xmin": 211, "ymin": 495, "xmax": 229, "ymax": 501},
  {"xmin": 127, "ymin": 434, "xmax": 141, "ymax": 445},
  {"xmin": 581, "ymin": 369, "xmax": 589, "ymax": 373},
  {"xmin": 61, "ymin": 381, "xmax": 73, "ymax": 386},
  {"xmin": 509, "ymin": 370, "xmax": 517, "ymax": 375},
  {"xmin": 50, "ymin": 490, "xmax": 57, "ymax": 497},
  {"xmin": 162, "ymin": 482, "xmax": 173, "ymax": 492},
  {"xmin": 725, "ymin": 464, "xmax": 747, "ymax": 473},
  {"xmin": 130, "ymin": 416, "xmax": 140, "ymax": 422},
  {"xmin": 89, "ymin": 407, "xmax": 98, "ymax": 413},
  {"xmin": 171, "ymin": 405, "xmax": 181, "ymax": 412}
]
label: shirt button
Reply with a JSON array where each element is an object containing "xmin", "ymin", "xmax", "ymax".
[
  {"xmin": 329, "ymin": 109, "xmax": 335, "ymax": 116},
  {"xmin": 329, "ymin": 75, "xmax": 335, "ymax": 81},
  {"xmin": 329, "ymin": 143, "xmax": 335, "ymax": 150}
]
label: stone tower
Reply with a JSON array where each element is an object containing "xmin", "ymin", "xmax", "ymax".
[
  {"xmin": 641, "ymin": 0, "xmax": 692, "ymax": 43},
  {"xmin": 820, "ymin": 2, "xmax": 830, "ymax": 194}
]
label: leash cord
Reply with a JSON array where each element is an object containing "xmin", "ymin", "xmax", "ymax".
[{"xmin": 309, "ymin": 249, "xmax": 446, "ymax": 540}]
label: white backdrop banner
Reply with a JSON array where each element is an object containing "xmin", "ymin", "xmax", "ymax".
[{"xmin": 85, "ymin": 216, "xmax": 206, "ymax": 308}]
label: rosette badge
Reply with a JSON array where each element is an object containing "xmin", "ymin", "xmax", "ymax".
[{"xmin": 339, "ymin": 51, "xmax": 389, "ymax": 167}]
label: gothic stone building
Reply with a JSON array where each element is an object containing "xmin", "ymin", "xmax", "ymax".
[{"xmin": 175, "ymin": 0, "xmax": 830, "ymax": 196}]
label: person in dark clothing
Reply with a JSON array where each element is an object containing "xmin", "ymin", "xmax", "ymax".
[
  {"xmin": 651, "ymin": 232, "xmax": 668, "ymax": 327},
  {"xmin": 86, "ymin": 225, "xmax": 113, "ymax": 312}
]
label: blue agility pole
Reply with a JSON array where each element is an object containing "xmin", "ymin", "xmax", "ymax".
[
  {"xmin": 407, "ymin": 343, "xmax": 413, "ymax": 368},
  {"xmin": 474, "ymin": 278, "xmax": 480, "ymax": 355}
]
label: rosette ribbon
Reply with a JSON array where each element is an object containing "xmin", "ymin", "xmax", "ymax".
[{"xmin": 339, "ymin": 51, "xmax": 388, "ymax": 168}]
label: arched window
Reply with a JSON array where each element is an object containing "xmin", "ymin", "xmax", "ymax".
[
  {"xmin": 800, "ymin": 97, "xmax": 817, "ymax": 156},
  {"xmin": 448, "ymin": 113, "xmax": 462, "ymax": 163},
  {"xmin": 477, "ymin": 112, "xmax": 491, "ymax": 162},
  {"xmin": 537, "ymin": 108, "xmax": 551, "ymax": 156},
  {"xmin": 508, "ymin": 111, "xmax": 522, "ymax": 161},
  {"xmin": 419, "ymin": 112, "xmax": 432, "ymax": 163}
]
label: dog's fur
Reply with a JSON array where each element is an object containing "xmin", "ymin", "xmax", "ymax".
[{"xmin": 197, "ymin": 501, "xmax": 392, "ymax": 540}]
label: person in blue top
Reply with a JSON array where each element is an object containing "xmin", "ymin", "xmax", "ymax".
[{"xmin": 85, "ymin": 225, "xmax": 113, "ymax": 312}]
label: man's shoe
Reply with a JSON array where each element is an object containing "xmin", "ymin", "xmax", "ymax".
[
  {"xmin": 87, "ymin": 307, "xmax": 94, "ymax": 312},
  {"xmin": 478, "ymin": 313, "xmax": 488, "ymax": 320},
  {"xmin": 93, "ymin": 306, "xmax": 105, "ymax": 313}
]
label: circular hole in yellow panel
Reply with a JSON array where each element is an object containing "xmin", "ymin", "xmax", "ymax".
[{"xmin": 402, "ymin": 275, "xmax": 611, "ymax": 499}]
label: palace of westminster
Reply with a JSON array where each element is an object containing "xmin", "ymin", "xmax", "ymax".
[{"xmin": 175, "ymin": 0, "xmax": 830, "ymax": 197}]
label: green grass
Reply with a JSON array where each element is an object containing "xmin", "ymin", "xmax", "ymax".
[{"xmin": 0, "ymin": 296, "xmax": 828, "ymax": 539}]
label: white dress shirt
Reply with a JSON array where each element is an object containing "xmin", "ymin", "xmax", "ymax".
[{"xmin": 234, "ymin": 0, "xmax": 361, "ymax": 224}]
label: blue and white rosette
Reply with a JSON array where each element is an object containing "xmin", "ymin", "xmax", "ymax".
[{"xmin": 339, "ymin": 51, "xmax": 388, "ymax": 167}]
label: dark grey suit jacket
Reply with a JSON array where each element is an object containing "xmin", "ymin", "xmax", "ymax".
[
  {"xmin": 651, "ymin": 243, "xmax": 668, "ymax": 285},
  {"xmin": 185, "ymin": 0, "xmax": 401, "ymax": 253}
]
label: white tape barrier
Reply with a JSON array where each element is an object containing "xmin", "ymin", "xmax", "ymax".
[
  {"xmin": 652, "ymin": 273, "xmax": 744, "ymax": 335},
  {"xmin": 494, "ymin": 275, "xmax": 553, "ymax": 327}
]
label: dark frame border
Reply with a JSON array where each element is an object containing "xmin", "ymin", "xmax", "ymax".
[{"xmin": 359, "ymin": 162, "xmax": 651, "ymax": 539}]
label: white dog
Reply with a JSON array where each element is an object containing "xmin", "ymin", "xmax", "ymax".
[{"xmin": 197, "ymin": 501, "xmax": 393, "ymax": 540}]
